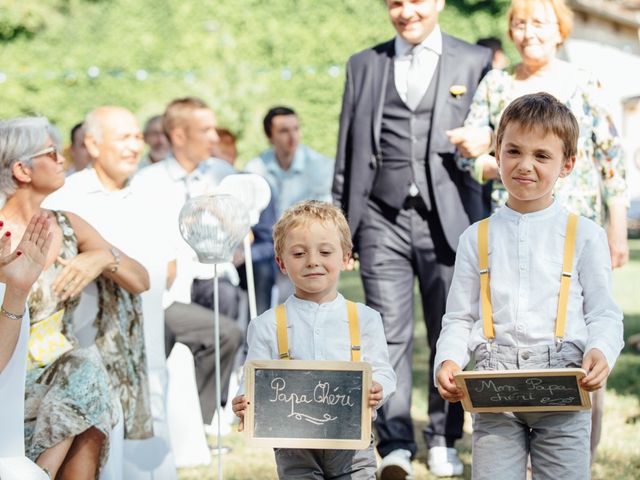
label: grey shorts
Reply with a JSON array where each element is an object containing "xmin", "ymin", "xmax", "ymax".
[
  {"xmin": 470, "ymin": 342, "xmax": 591, "ymax": 480},
  {"xmin": 274, "ymin": 439, "xmax": 376, "ymax": 480}
]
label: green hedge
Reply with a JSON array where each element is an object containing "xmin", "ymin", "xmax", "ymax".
[{"xmin": 0, "ymin": 0, "xmax": 509, "ymax": 165}]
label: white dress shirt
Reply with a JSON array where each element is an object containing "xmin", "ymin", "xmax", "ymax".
[
  {"xmin": 132, "ymin": 156, "xmax": 237, "ymax": 307},
  {"xmin": 394, "ymin": 25, "xmax": 442, "ymax": 105},
  {"xmin": 43, "ymin": 167, "xmax": 174, "ymax": 360},
  {"xmin": 435, "ymin": 201, "xmax": 624, "ymax": 374},
  {"xmin": 240, "ymin": 293, "xmax": 397, "ymax": 406}
]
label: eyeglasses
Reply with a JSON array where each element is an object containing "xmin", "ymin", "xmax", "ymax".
[
  {"xmin": 510, "ymin": 19, "xmax": 557, "ymax": 33},
  {"xmin": 29, "ymin": 145, "xmax": 59, "ymax": 162}
]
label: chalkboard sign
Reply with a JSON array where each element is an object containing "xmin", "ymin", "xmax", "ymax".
[
  {"xmin": 245, "ymin": 360, "xmax": 372, "ymax": 449},
  {"xmin": 454, "ymin": 368, "xmax": 591, "ymax": 413}
]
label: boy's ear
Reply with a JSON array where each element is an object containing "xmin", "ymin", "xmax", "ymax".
[
  {"xmin": 275, "ymin": 256, "xmax": 287, "ymax": 274},
  {"xmin": 559, "ymin": 155, "xmax": 576, "ymax": 178},
  {"xmin": 341, "ymin": 251, "xmax": 351, "ymax": 270}
]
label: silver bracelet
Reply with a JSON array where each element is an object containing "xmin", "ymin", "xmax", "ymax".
[
  {"xmin": 109, "ymin": 247, "xmax": 121, "ymax": 274},
  {"xmin": 1, "ymin": 305, "xmax": 24, "ymax": 321}
]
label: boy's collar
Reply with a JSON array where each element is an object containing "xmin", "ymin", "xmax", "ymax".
[
  {"xmin": 499, "ymin": 199, "xmax": 560, "ymax": 220},
  {"xmin": 286, "ymin": 292, "xmax": 345, "ymax": 310}
]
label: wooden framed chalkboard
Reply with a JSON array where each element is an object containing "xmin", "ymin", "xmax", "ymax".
[
  {"xmin": 244, "ymin": 360, "xmax": 372, "ymax": 449},
  {"xmin": 454, "ymin": 368, "xmax": 591, "ymax": 413}
]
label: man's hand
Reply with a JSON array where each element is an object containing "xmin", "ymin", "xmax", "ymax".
[
  {"xmin": 436, "ymin": 360, "xmax": 464, "ymax": 402},
  {"xmin": 446, "ymin": 126, "xmax": 493, "ymax": 158},
  {"xmin": 581, "ymin": 349, "xmax": 609, "ymax": 392},
  {"xmin": 232, "ymin": 394, "xmax": 248, "ymax": 432},
  {"xmin": 345, "ymin": 257, "xmax": 358, "ymax": 271}
]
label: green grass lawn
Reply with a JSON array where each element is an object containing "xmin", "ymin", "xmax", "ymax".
[{"xmin": 180, "ymin": 240, "xmax": 640, "ymax": 479}]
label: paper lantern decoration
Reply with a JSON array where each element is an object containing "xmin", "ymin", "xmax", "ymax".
[{"xmin": 178, "ymin": 194, "xmax": 250, "ymax": 264}]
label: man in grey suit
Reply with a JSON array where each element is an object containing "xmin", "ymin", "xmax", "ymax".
[{"xmin": 332, "ymin": 1, "xmax": 491, "ymax": 478}]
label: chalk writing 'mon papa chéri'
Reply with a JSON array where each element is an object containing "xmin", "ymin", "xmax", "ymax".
[
  {"xmin": 268, "ymin": 377, "xmax": 357, "ymax": 425},
  {"xmin": 473, "ymin": 377, "xmax": 574, "ymax": 403}
]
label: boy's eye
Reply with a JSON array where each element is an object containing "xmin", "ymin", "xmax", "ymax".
[
  {"xmin": 320, "ymin": 251, "xmax": 333, "ymax": 256},
  {"xmin": 292, "ymin": 252, "xmax": 305, "ymax": 257},
  {"xmin": 506, "ymin": 148, "xmax": 520, "ymax": 155}
]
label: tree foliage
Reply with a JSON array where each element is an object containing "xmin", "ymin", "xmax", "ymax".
[{"xmin": 0, "ymin": 0, "xmax": 510, "ymax": 163}]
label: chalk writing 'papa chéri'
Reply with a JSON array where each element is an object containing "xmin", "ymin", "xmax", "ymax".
[{"xmin": 269, "ymin": 377, "xmax": 356, "ymax": 408}]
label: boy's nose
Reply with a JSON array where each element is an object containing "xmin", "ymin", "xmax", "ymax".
[
  {"xmin": 518, "ymin": 157, "xmax": 534, "ymax": 172},
  {"xmin": 307, "ymin": 252, "xmax": 319, "ymax": 266}
]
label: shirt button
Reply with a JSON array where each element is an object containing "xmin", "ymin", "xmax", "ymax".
[
  {"xmin": 519, "ymin": 264, "xmax": 525, "ymax": 271},
  {"xmin": 315, "ymin": 329, "xmax": 320, "ymax": 335},
  {"xmin": 521, "ymin": 351, "xmax": 530, "ymax": 360},
  {"xmin": 516, "ymin": 324, "xmax": 525, "ymax": 332},
  {"xmin": 411, "ymin": 136, "xmax": 418, "ymax": 144}
]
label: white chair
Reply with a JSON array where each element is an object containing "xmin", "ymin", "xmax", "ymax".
[
  {"xmin": 0, "ymin": 457, "xmax": 49, "ymax": 480},
  {"xmin": 166, "ymin": 343, "xmax": 211, "ymax": 467}
]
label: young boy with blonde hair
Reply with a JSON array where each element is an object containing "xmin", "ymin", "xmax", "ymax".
[
  {"xmin": 435, "ymin": 92, "xmax": 623, "ymax": 479},
  {"xmin": 232, "ymin": 200, "xmax": 396, "ymax": 479}
]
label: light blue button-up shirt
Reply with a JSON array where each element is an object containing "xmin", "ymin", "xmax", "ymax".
[
  {"xmin": 435, "ymin": 201, "xmax": 624, "ymax": 374},
  {"xmin": 245, "ymin": 144, "xmax": 333, "ymax": 218}
]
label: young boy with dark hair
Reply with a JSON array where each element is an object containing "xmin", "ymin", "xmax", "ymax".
[
  {"xmin": 232, "ymin": 200, "xmax": 396, "ymax": 479},
  {"xmin": 435, "ymin": 92, "xmax": 624, "ymax": 479}
]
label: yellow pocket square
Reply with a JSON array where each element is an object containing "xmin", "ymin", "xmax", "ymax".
[
  {"xmin": 28, "ymin": 309, "xmax": 72, "ymax": 369},
  {"xmin": 449, "ymin": 85, "xmax": 467, "ymax": 97}
]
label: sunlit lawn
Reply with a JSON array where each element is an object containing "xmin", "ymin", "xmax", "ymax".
[{"xmin": 180, "ymin": 240, "xmax": 640, "ymax": 479}]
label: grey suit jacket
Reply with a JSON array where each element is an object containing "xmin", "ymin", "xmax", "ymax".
[{"xmin": 332, "ymin": 34, "xmax": 492, "ymax": 252}]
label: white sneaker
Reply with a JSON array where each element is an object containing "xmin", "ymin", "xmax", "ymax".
[
  {"xmin": 427, "ymin": 446, "xmax": 464, "ymax": 477},
  {"xmin": 377, "ymin": 448, "xmax": 413, "ymax": 480}
]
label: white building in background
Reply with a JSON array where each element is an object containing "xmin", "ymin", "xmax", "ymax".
[{"xmin": 565, "ymin": 0, "xmax": 640, "ymax": 201}]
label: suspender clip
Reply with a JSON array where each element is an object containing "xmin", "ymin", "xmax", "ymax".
[
  {"xmin": 279, "ymin": 351, "xmax": 290, "ymax": 359},
  {"xmin": 479, "ymin": 268, "xmax": 489, "ymax": 275},
  {"xmin": 561, "ymin": 271, "xmax": 572, "ymax": 278},
  {"xmin": 351, "ymin": 345, "xmax": 361, "ymax": 351}
]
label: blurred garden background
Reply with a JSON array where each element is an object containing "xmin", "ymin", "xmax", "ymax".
[
  {"xmin": 0, "ymin": 0, "xmax": 513, "ymax": 165},
  {"xmin": 1, "ymin": 0, "xmax": 638, "ymax": 478}
]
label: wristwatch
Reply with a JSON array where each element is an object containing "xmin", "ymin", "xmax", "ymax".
[{"xmin": 109, "ymin": 247, "xmax": 121, "ymax": 273}]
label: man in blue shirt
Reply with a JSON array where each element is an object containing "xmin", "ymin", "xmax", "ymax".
[
  {"xmin": 245, "ymin": 106, "xmax": 334, "ymax": 302},
  {"xmin": 245, "ymin": 106, "xmax": 333, "ymax": 218}
]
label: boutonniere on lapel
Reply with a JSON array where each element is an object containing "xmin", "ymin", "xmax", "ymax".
[{"xmin": 449, "ymin": 85, "xmax": 467, "ymax": 98}]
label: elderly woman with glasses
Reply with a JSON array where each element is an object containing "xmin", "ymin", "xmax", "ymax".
[
  {"xmin": 446, "ymin": 0, "xmax": 628, "ymax": 461},
  {"xmin": 0, "ymin": 117, "xmax": 150, "ymax": 479}
]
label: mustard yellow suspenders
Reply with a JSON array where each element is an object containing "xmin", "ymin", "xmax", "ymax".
[
  {"xmin": 477, "ymin": 213, "xmax": 579, "ymax": 341},
  {"xmin": 478, "ymin": 218, "xmax": 494, "ymax": 340},
  {"xmin": 275, "ymin": 304, "xmax": 290, "ymax": 359},
  {"xmin": 555, "ymin": 214, "xmax": 579, "ymax": 341},
  {"xmin": 275, "ymin": 301, "xmax": 361, "ymax": 361}
]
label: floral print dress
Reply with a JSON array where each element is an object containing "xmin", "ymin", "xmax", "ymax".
[
  {"xmin": 458, "ymin": 68, "xmax": 629, "ymax": 225},
  {"xmin": 24, "ymin": 211, "xmax": 118, "ymax": 467}
]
